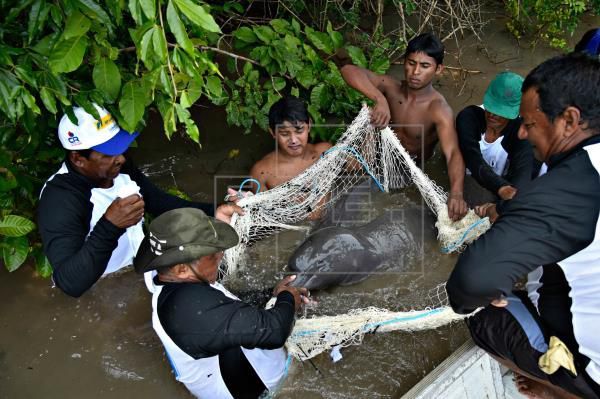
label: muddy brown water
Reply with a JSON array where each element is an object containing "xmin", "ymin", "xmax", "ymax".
[{"xmin": 2, "ymin": 11, "xmax": 599, "ymax": 399}]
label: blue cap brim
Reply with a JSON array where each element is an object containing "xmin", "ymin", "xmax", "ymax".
[{"xmin": 91, "ymin": 129, "xmax": 139, "ymax": 156}]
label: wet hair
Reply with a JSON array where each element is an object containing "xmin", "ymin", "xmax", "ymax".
[
  {"xmin": 404, "ymin": 33, "xmax": 444, "ymax": 65},
  {"xmin": 268, "ymin": 96, "xmax": 310, "ymax": 131},
  {"xmin": 574, "ymin": 28, "xmax": 600, "ymax": 56},
  {"xmin": 522, "ymin": 52, "xmax": 600, "ymax": 134}
]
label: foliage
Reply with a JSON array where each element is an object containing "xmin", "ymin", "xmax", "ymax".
[
  {"xmin": 0, "ymin": 0, "xmax": 396, "ymax": 274},
  {"xmin": 504, "ymin": 0, "xmax": 599, "ymax": 49}
]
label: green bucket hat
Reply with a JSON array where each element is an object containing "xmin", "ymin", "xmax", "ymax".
[
  {"xmin": 483, "ymin": 71, "xmax": 524, "ymax": 120},
  {"xmin": 134, "ymin": 208, "xmax": 239, "ymax": 274}
]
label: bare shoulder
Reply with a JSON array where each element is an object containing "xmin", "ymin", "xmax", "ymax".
[
  {"xmin": 429, "ymin": 94, "xmax": 454, "ymax": 122},
  {"xmin": 249, "ymin": 151, "xmax": 275, "ymax": 176},
  {"xmin": 314, "ymin": 141, "xmax": 333, "ymax": 153}
]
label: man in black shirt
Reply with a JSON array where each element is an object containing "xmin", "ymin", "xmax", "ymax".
[
  {"xmin": 38, "ymin": 104, "xmax": 240, "ymax": 297},
  {"xmin": 134, "ymin": 208, "xmax": 310, "ymax": 399},
  {"xmin": 448, "ymin": 54, "xmax": 600, "ymax": 398},
  {"xmin": 456, "ymin": 72, "xmax": 536, "ymax": 205}
]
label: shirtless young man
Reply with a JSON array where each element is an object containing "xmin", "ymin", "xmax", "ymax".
[
  {"xmin": 340, "ymin": 32, "xmax": 468, "ymax": 221},
  {"xmin": 249, "ymin": 96, "xmax": 331, "ymax": 191}
]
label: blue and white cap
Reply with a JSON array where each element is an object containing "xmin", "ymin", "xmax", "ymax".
[{"xmin": 58, "ymin": 104, "xmax": 139, "ymax": 156}]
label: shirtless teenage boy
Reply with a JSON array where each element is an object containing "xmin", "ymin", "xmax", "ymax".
[
  {"xmin": 340, "ymin": 32, "xmax": 468, "ymax": 221},
  {"xmin": 249, "ymin": 96, "xmax": 331, "ymax": 191}
]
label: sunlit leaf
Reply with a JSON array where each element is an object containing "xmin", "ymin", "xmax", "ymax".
[
  {"xmin": 139, "ymin": 0, "xmax": 156, "ymax": 19},
  {"xmin": 173, "ymin": 0, "xmax": 221, "ymax": 33},
  {"xmin": 0, "ymin": 215, "xmax": 35, "ymax": 237},
  {"xmin": 233, "ymin": 27, "xmax": 257, "ymax": 43}
]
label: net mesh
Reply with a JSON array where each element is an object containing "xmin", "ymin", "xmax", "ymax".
[
  {"xmin": 223, "ymin": 106, "xmax": 490, "ymax": 274},
  {"xmin": 286, "ymin": 283, "xmax": 467, "ymax": 361},
  {"xmin": 223, "ymin": 106, "xmax": 487, "ymax": 360}
]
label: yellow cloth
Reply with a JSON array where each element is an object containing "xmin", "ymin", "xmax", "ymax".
[{"xmin": 538, "ymin": 336, "xmax": 577, "ymax": 376}]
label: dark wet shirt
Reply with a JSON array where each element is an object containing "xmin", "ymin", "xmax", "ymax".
[{"xmin": 37, "ymin": 158, "xmax": 213, "ymax": 297}]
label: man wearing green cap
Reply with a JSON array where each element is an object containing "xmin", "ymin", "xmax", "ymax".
[
  {"xmin": 134, "ymin": 207, "xmax": 310, "ymax": 399},
  {"xmin": 457, "ymin": 72, "xmax": 536, "ymax": 204}
]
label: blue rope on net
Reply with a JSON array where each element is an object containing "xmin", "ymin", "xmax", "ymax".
[
  {"xmin": 238, "ymin": 178, "xmax": 261, "ymax": 194},
  {"xmin": 322, "ymin": 146, "xmax": 385, "ymax": 192},
  {"xmin": 440, "ymin": 217, "xmax": 488, "ymax": 254}
]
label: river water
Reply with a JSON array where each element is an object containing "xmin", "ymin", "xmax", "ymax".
[{"xmin": 2, "ymin": 10, "xmax": 598, "ymax": 399}]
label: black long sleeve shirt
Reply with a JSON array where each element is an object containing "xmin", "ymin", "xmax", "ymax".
[
  {"xmin": 456, "ymin": 105, "xmax": 535, "ymax": 193},
  {"xmin": 37, "ymin": 158, "xmax": 213, "ymax": 297},
  {"xmin": 447, "ymin": 135, "xmax": 600, "ymax": 380}
]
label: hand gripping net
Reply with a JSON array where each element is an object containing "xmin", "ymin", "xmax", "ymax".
[
  {"xmin": 223, "ymin": 106, "xmax": 490, "ymax": 274},
  {"xmin": 223, "ymin": 107, "xmax": 487, "ymax": 360}
]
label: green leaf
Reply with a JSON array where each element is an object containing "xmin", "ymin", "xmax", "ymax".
[
  {"xmin": 271, "ymin": 77, "xmax": 286, "ymax": 91},
  {"xmin": 128, "ymin": 0, "xmax": 143, "ymax": 25},
  {"xmin": 156, "ymin": 97, "xmax": 176, "ymax": 138},
  {"xmin": 270, "ymin": 19, "xmax": 290, "ymax": 35},
  {"xmin": 76, "ymin": 0, "xmax": 113, "ymax": 33},
  {"xmin": 346, "ymin": 45, "xmax": 367, "ymax": 68},
  {"xmin": 14, "ymin": 67, "xmax": 37, "ymax": 89},
  {"xmin": 28, "ymin": 0, "xmax": 51, "ymax": 44},
  {"xmin": 152, "ymin": 26, "xmax": 168, "ymax": 62},
  {"xmin": 2, "ymin": 236, "xmax": 29, "ymax": 272},
  {"xmin": 291, "ymin": 86, "xmax": 299, "ymax": 97},
  {"xmin": 254, "ymin": 26, "xmax": 276, "ymax": 44},
  {"xmin": 20, "ymin": 88, "xmax": 41, "ymax": 115},
  {"xmin": 39, "ymin": 87, "xmax": 57, "ymax": 114},
  {"xmin": 233, "ymin": 27, "xmax": 257, "ymax": 43},
  {"xmin": 63, "ymin": 11, "xmax": 91, "ymax": 40},
  {"xmin": 32, "ymin": 33, "xmax": 59, "ymax": 56},
  {"xmin": 305, "ymin": 27, "xmax": 333, "ymax": 54},
  {"xmin": 167, "ymin": 0, "xmax": 194, "ymax": 55},
  {"xmin": 34, "ymin": 251, "xmax": 53, "ymax": 278},
  {"xmin": 48, "ymin": 36, "xmax": 89, "ymax": 74},
  {"xmin": 0, "ymin": 215, "xmax": 35, "ymax": 237},
  {"xmin": 172, "ymin": 0, "xmax": 221, "ymax": 33},
  {"xmin": 93, "ymin": 58, "xmax": 121, "ymax": 100},
  {"xmin": 205, "ymin": 75, "xmax": 222, "ymax": 97},
  {"xmin": 369, "ymin": 57, "xmax": 390, "ymax": 75},
  {"xmin": 139, "ymin": 0, "xmax": 156, "ymax": 19},
  {"xmin": 326, "ymin": 21, "xmax": 344, "ymax": 50},
  {"xmin": 140, "ymin": 26, "xmax": 155, "ymax": 65},
  {"xmin": 119, "ymin": 81, "xmax": 146, "ymax": 132},
  {"xmin": 296, "ymin": 68, "xmax": 315, "ymax": 88},
  {"xmin": 175, "ymin": 104, "xmax": 199, "ymax": 144}
]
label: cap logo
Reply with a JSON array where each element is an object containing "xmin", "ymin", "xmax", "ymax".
[
  {"xmin": 67, "ymin": 131, "xmax": 81, "ymax": 145},
  {"xmin": 149, "ymin": 232, "xmax": 167, "ymax": 256},
  {"xmin": 96, "ymin": 114, "xmax": 115, "ymax": 130}
]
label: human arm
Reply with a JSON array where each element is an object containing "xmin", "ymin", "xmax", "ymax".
[
  {"xmin": 158, "ymin": 284, "xmax": 298, "ymax": 357},
  {"xmin": 433, "ymin": 101, "xmax": 468, "ymax": 220},
  {"xmin": 503, "ymin": 119, "xmax": 535, "ymax": 191},
  {"xmin": 339, "ymin": 64, "xmax": 391, "ymax": 127},
  {"xmin": 456, "ymin": 106, "xmax": 511, "ymax": 195},
  {"xmin": 122, "ymin": 159, "xmax": 214, "ymax": 216},
  {"xmin": 37, "ymin": 182, "xmax": 127, "ymax": 297},
  {"xmin": 446, "ymin": 163, "xmax": 600, "ymax": 314}
]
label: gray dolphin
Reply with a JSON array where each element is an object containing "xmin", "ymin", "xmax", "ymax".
[{"xmin": 288, "ymin": 207, "xmax": 434, "ymax": 290}]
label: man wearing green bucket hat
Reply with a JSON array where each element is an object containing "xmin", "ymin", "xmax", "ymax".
[
  {"xmin": 457, "ymin": 71, "xmax": 537, "ymax": 204},
  {"xmin": 134, "ymin": 208, "xmax": 310, "ymax": 399}
]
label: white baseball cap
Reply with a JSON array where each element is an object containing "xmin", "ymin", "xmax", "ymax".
[{"xmin": 58, "ymin": 104, "xmax": 139, "ymax": 156}]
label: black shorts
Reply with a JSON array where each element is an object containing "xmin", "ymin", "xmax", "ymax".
[{"xmin": 466, "ymin": 292, "xmax": 600, "ymax": 399}]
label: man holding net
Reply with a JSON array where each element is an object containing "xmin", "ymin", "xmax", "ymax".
[
  {"xmin": 447, "ymin": 53, "xmax": 600, "ymax": 399},
  {"xmin": 339, "ymin": 32, "xmax": 468, "ymax": 221},
  {"xmin": 134, "ymin": 208, "xmax": 311, "ymax": 399}
]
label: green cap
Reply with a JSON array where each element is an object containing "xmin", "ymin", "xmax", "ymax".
[
  {"xmin": 134, "ymin": 208, "xmax": 239, "ymax": 274},
  {"xmin": 483, "ymin": 72, "xmax": 524, "ymax": 120}
]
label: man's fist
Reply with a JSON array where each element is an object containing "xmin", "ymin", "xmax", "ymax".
[{"xmin": 105, "ymin": 194, "xmax": 145, "ymax": 229}]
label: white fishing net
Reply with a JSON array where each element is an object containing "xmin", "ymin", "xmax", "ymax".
[
  {"xmin": 223, "ymin": 106, "xmax": 490, "ymax": 274},
  {"xmin": 223, "ymin": 106, "xmax": 488, "ymax": 360},
  {"xmin": 286, "ymin": 283, "xmax": 467, "ymax": 361}
]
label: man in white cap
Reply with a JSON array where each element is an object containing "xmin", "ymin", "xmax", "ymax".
[{"xmin": 37, "ymin": 104, "xmax": 241, "ymax": 297}]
